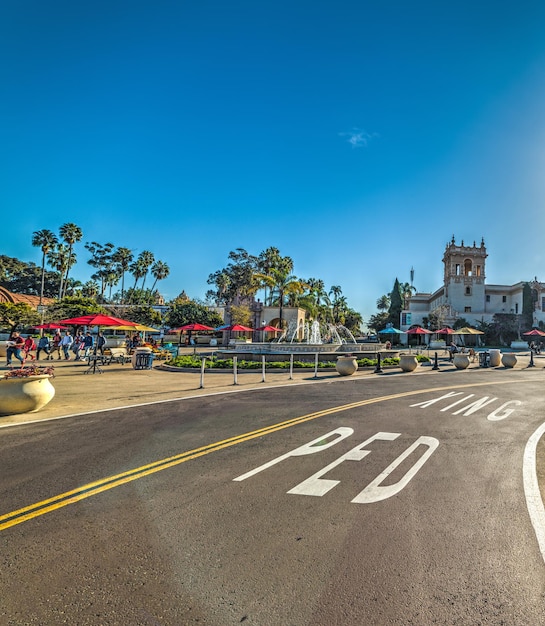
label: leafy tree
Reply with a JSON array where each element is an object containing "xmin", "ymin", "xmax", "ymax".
[
  {"xmin": 490, "ymin": 313, "xmax": 519, "ymax": 346},
  {"xmin": 0, "ymin": 302, "xmax": 40, "ymax": 332},
  {"xmin": 343, "ymin": 308, "xmax": 364, "ymax": 334},
  {"xmin": 229, "ymin": 304, "xmax": 252, "ymax": 326},
  {"xmin": 388, "ymin": 278, "xmax": 403, "ymax": 328},
  {"xmin": 59, "ymin": 223, "xmax": 83, "ymax": 298},
  {"xmin": 452, "ymin": 318, "xmax": 471, "ymax": 330},
  {"xmin": 115, "ymin": 305, "xmax": 162, "ymax": 327},
  {"xmin": 31, "ymin": 229, "xmax": 58, "ymax": 306},
  {"xmin": 85, "ymin": 241, "xmax": 115, "ymax": 297},
  {"xmin": 45, "ymin": 296, "xmax": 105, "ymax": 322},
  {"xmin": 522, "ymin": 282, "xmax": 534, "ymax": 330},
  {"xmin": 166, "ymin": 301, "xmax": 223, "ymax": 329},
  {"xmin": 207, "ymin": 248, "xmax": 259, "ymax": 305},
  {"xmin": 367, "ymin": 312, "xmax": 390, "ymax": 333}
]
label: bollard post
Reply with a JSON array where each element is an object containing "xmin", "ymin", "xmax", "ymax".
[
  {"xmin": 374, "ymin": 352, "xmax": 382, "ymax": 373},
  {"xmin": 199, "ymin": 356, "xmax": 206, "ymax": 388},
  {"xmin": 289, "ymin": 353, "xmax": 294, "ymax": 380},
  {"xmin": 432, "ymin": 351, "xmax": 439, "ymax": 370},
  {"xmin": 262, "ymin": 354, "xmax": 266, "ymax": 382},
  {"xmin": 528, "ymin": 350, "xmax": 535, "ymax": 368},
  {"xmin": 314, "ymin": 352, "xmax": 319, "ymax": 379},
  {"xmin": 233, "ymin": 355, "xmax": 238, "ymax": 385}
]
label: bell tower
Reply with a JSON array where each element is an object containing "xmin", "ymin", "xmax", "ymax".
[{"xmin": 442, "ymin": 236, "xmax": 487, "ymax": 316}]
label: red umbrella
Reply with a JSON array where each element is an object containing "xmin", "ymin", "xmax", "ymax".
[
  {"xmin": 406, "ymin": 327, "xmax": 433, "ymax": 334},
  {"xmin": 33, "ymin": 323, "xmax": 68, "ymax": 330},
  {"xmin": 523, "ymin": 329, "xmax": 545, "ymax": 336},
  {"xmin": 434, "ymin": 327, "xmax": 455, "ymax": 334},
  {"xmin": 57, "ymin": 314, "xmax": 139, "ymax": 327},
  {"xmin": 218, "ymin": 324, "xmax": 254, "ymax": 332},
  {"xmin": 169, "ymin": 323, "xmax": 214, "ymax": 332},
  {"xmin": 256, "ymin": 325, "xmax": 283, "ymax": 332}
]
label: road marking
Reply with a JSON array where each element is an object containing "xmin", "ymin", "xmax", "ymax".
[
  {"xmin": 523, "ymin": 421, "xmax": 545, "ymax": 563},
  {"xmin": 0, "ymin": 379, "xmax": 535, "ymax": 532}
]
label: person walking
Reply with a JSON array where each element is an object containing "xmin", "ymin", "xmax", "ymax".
[
  {"xmin": 6, "ymin": 331, "xmax": 25, "ymax": 367},
  {"xmin": 23, "ymin": 335, "xmax": 37, "ymax": 361},
  {"xmin": 52, "ymin": 330, "xmax": 62, "ymax": 360},
  {"xmin": 36, "ymin": 335, "xmax": 52, "ymax": 360},
  {"xmin": 60, "ymin": 330, "xmax": 73, "ymax": 360},
  {"xmin": 72, "ymin": 330, "xmax": 84, "ymax": 361}
]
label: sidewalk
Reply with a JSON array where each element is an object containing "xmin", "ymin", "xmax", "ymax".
[{"xmin": 0, "ymin": 349, "xmax": 539, "ymax": 427}]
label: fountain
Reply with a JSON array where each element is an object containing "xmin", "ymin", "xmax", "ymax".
[{"xmin": 219, "ymin": 319, "xmax": 383, "ymax": 359}]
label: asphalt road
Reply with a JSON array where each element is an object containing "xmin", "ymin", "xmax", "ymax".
[{"xmin": 1, "ymin": 370, "xmax": 545, "ymax": 625}]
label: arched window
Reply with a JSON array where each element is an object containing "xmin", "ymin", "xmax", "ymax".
[{"xmin": 464, "ymin": 259, "xmax": 472, "ymax": 276}]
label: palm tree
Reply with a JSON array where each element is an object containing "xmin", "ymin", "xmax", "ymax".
[
  {"xmin": 31, "ymin": 229, "xmax": 58, "ymax": 306},
  {"xmin": 376, "ymin": 295, "xmax": 390, "ymax": 311},
  {"xmin": 59, "ymin": 223, "xmax": 83, "ymax": 298},
  {"xmin": 258, "ymin": 266, "xmax": 307, "ymax": 328},
  {"xmin": 47, "ymin": 243, "xmax": 70, "ymax": 298},
  {"xmin": 258, "ymin": 246, "xmax": 282, "ymax": 305},
  {"xmin": 136, "ymin": 251, "xmax": 155, "ymax": 290},
  {"xmin": 400, "ymin": 282, "xmax": 416, "ymax": 309},
  {"xmin": 150, "ymin": 260, "xmax": 170, "ymax": 296},
  {"xmin": 112, "ymin": 246, "xmax": 134, "ymax": 304},
  {"xmin": 129, "ymin": 257, "xmax": 147, "ymax": 291}
]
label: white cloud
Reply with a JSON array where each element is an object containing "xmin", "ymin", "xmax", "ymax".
[{"xmin": 339, "ymin": 128, "xmax": 377, "ymax": 148}]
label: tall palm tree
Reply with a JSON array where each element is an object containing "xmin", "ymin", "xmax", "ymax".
[
  {"xmin": 59, "ymin": 223, "xmax": 83, "ymax": 298},
  {"xmin": 258, "ymin": 246, "xmax": 282, "ymax": 305},
  {"xmin": 400, "ymin": 282, "xmax": 416, "ymax": 309},
  {"xmin": 47, "ymin": 243, "xmax": 70, "ymax": 298},
  {"xmin": 31, "ymin": 229, "xmax": 58, "ymax": 306},
  {"xmin": 129, "ymin": 257, "xmax": 147, "ymax": 290},
  {"xmin": 136, "ymin": 251, "xmax": 155, "ymax": 290},
  {"xmin": 150, "ymin": 260, "xmax": 170, "ymax": 295},
  {"xmin": 112, "ymin": 246, "xmax": 134, "ymax": 304},
  {"xmin": 257, "ymin": 267, "xmax": 306, "ymax": 328}
]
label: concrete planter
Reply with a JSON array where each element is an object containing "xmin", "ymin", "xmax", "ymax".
[
  {"xmin": 453, "ymin": 354, "xmax": 470, "ymax": 370},
  {"xmin": 502, "ymin": 353, "xmax": 517, "ymax": 368},
  {"xmin": 399, "ymin": 354, "xmax": 418, "ymax": 372},
  {"xmin": 489, "ymin": 349, "xmax": 501, "ymax": 367},
  {"xmin": 335, "ymin": 355, "xmax": 358, "ymax": 376},
  {"xmin": 0, "ymin": 375, "xmax": 55, "ymax": 415}
]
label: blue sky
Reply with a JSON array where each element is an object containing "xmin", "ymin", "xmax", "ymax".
[{"xmin": 2, "ymin": 1, "xmax": 545, "ymax": 326}]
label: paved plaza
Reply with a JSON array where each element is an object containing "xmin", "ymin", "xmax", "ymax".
[{"xmin": 0, "ymin": 348, "xmax": 540, "ymax": 427}]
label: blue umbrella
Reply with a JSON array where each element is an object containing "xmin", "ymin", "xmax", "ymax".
[{"xmin": 378, "ymin": 326, "xmax": 403, "ymax": 334}]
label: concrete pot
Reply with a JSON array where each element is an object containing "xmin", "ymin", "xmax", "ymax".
[
  {"xmin": 453, "ymin": 354, "xmax": 470, "ymax": 370},
  {"xmin": 501, "ymin": 353, "xmax": 517, "ymax": 368},
  {"xmin": 0, "ymin": 375, "xmax": 55, "ymax": 415},
  {"xmin": 399, "ymin": 354, "xmax": 418, "ymax": 372},
  {"xmin": 335, "ymin": 355, "xmax": 358, "ymax": 376},
  {"xmin": 489, "ymin": 349, "xmax": 501, "ymax": 367}
]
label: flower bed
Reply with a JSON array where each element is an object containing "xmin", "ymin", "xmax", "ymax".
[{"xmin": 165, "ymin": 354, "xmax": 429, "ymax": 370}]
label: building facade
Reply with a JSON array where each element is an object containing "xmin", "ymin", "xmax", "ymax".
[{"xmin": 401, "ymin": 237, "xmax": 544, "ymax": 330}]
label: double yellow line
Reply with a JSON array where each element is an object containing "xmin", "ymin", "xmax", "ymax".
[{"xmin": 0, "ymin": 380, "xmax": 511, "ymax": 531}]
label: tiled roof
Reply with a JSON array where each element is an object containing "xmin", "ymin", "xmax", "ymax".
[{"xmin": 0, "ymin": 286, "xmax": 54, "ymax": 309}]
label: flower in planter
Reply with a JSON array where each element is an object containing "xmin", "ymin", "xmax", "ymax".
[{"xmin": 3, "ymin": 365, "xmax": 55, "ymax": 379}]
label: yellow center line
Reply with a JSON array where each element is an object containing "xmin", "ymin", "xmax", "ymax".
[{"xmin": 0, "ymin": 379, "xmax": 517, "ymax": 531}]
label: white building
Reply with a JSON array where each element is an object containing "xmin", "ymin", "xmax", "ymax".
[{"xmin": 401, "ymin": 237, "xmax": 544, "ymax": 330}]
